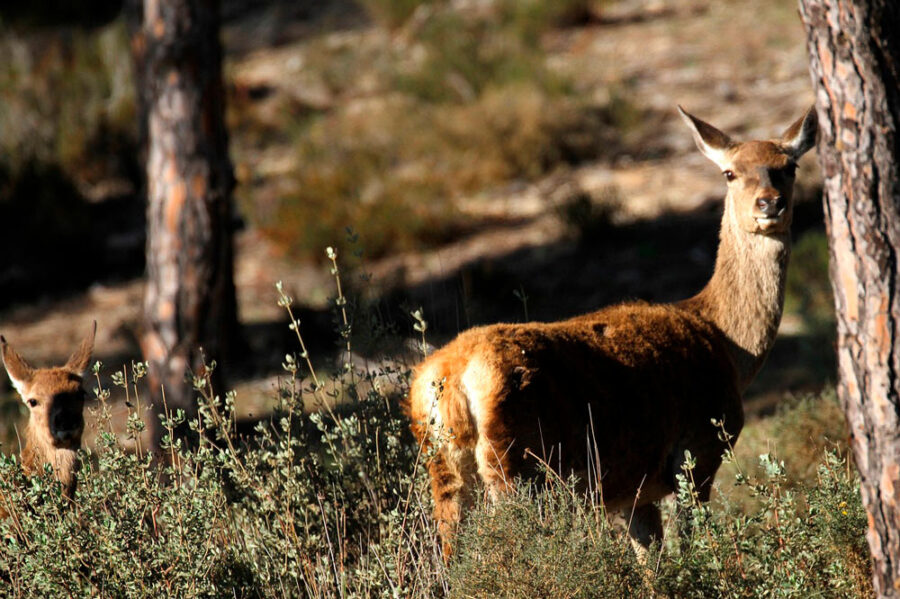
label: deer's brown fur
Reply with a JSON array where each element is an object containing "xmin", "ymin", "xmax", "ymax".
[
  {"xmin": 0, "ymin": 324, "xmax": 95, "ymax": 517},
  {"xmin": 407, "ymin": 106, "xmax": 818, "ymax": 556}
]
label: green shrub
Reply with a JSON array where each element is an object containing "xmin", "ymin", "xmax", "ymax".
[
  {"xmin": 0, "ymin": 260, "xmax": 443, "ymax": 597},
  {"xmin": 0, "ymin": 19, "xmax": 139, "ymax": 300},
  {"xmin": 451, "ymin": 448, "xmax": 871, "ymax": 599},
  {"xmin": 259, "ymin": 112, "xmax": 466, "ymax": 260},
  {"xmin": 657, "ymin": 449, "xmax": 871, "ymax": 598}
]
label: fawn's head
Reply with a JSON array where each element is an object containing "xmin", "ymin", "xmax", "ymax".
[
  {"xmin": 678, "ymin": 105, "xmax": 818, "ymax": 237},
  {"xmin": 2, "ymin": 323, "xmax": 95, "ymax": 451}
]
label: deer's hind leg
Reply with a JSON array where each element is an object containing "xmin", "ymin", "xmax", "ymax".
[
  {"xmin": 473, "ymin": 431, "xmax": 520, "ymax": 503},
  {"xmin": 429, "ymin": 444, "xmax": 478, "ymax": 558}
]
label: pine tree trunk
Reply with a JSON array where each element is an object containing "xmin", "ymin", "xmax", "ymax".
[
  {"xmin": 799, "ymin": 0, "xmax": 900, "ymax": 595},
  {"xmin": 139, "ymin": 0, "xmax": 238, "ymax": 449}
]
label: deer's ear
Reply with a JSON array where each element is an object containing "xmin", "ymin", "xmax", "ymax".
[
  {"xmin": 678, "ymin": 105, "xmax": 734, "ymax": 171},
  {"xmin": 781, "ymin": 105, "xmax": 818, "ymax": 160},
  {"xmin": 64, "ymin": 321, "xmax": 96, "ymax": 377},
  {"xmin": 1, "ymin": 336, "xmax": 35, "ymax": 397}
]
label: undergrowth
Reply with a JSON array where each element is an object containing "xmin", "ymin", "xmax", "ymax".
[
  {"xmin": 0, "ymin": 250, "xmax": 872, "ymax": 597},
  {"xmin": 452, "ymin": 431, "xmax": 870, "ymax": 598}
]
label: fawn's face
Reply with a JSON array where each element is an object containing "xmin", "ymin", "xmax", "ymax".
[
  {"xmin": 2, "ymin": 323, "xmax": 95, "ymax": 451},
  {"xmin": 720, "ymin": 141, "xmax": 799, "ymax": 236},
  {"xmin": 678, "ymin": 104, "xmax": 818, "ymax": 237},
  {"xmin": 18, "ymin": 372, "xmax": 87, "ymax": 449}
]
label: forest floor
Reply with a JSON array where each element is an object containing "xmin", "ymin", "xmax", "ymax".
[{"xmin": 0, "ymin": 0, "xmax": 832, "ymax": 446}]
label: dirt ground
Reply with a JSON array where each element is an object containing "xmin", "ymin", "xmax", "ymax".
[{"xmin": 0, "ymin": 0, "xmax": 829, "ymax": 445}]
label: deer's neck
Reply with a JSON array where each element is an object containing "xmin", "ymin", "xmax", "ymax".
[
  {"xmin": 679, "ymin": 213, "xmax": 791, "ymax": 392},
  {"xmin": 22, "ymin": 424, "xmax": 79, "ymax": 498}
]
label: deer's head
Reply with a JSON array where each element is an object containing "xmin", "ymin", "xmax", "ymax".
[
  {"xmin": 678, "ymin": 105, "xmax": 818, "ymax": 237},
  {"xmin": 2, "ymin": 323, "xmax": 95, "ymax": 451}
]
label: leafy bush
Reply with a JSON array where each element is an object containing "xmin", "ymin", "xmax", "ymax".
[
  {"xmin": 452, "ymin": 448, "xmax": 871, "ymax": 599},
  {"xmin": 392, "ymin": 8, "xmax": 570, "ymax": 103},
  {"xmin": 657, "ymin": 449, "xmax": 871, "ymax": 598},
  {"xmin": 0, "ymin": 258, "xmax": 444, "ymax": 597},
  {"xmin": 356, "ymin": 0, "xmax": 599, "ymax": 35},
  {"xmin": 0, "ymin": 18, "xmax": 142, "ymax": 305}
]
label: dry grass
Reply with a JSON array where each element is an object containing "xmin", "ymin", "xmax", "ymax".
[
  {"xmin": 241, "ymin": 3, "xmax": 631, "ymax": 260},
  {"xmin": 256, "ymin": 85, "xmax": 617, "ymax": 259}
]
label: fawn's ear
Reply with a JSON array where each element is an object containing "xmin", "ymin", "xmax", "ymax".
[
  {"xmin": 64, "ymin": 321, "xmax": 96, "ymax": 377},
  {"xmin": 781, "ymin": 105, "xmax": 818, "ymax": 160},
  {"xmin": 678, "ymin": 105, "xmax": 734, "ymax": 171},
  {"xmin": 1, "ymin": 336, "xmax": 35, "ymax": 397}
]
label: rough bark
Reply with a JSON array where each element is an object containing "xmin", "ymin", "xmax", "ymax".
[
  {"xmin": 799, "ymin": 0, "xmax": 900, "ymax": 595},
  {"xmin": 139, "ymin": 0, "xmax": 238, "ymax": 449}
]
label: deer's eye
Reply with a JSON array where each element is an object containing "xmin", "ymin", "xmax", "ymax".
[
  {"xmin": 26, "ymin": 399, "xmax": 38, "ymax": 408},
  {"xmin": 723, "ymin": 170, "xmax": 736, "ymax": 182}
]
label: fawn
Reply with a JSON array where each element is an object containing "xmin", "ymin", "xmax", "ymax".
[
  {"xmin": 407, "ymin": 106, "xmax": 818, "ymax": 556},
  {"xmin": 0, "ymin": 323, "xmax": 95, "ymax": 516}
]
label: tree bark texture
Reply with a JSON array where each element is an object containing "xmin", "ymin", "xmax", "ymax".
[
  {"xmin": 799, "ymin": 0, "xmax": 900, "ymax": 595},
  {"xmin": 140, "ymin": 0, "xmax": 238, "ymax": 448}
]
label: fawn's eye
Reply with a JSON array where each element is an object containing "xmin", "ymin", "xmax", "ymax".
[
  {"xmin": 26, "ymin": 398, "xmax": 38, "ymax": 408},
  {"xmin": 723, "ymin": 170, "xmax": 736, "ymax": 181}
]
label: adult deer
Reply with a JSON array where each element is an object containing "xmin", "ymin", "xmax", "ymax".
[
  {"xmin": 407, "ymin": 106, "xmax": 818, "ymax": 556},
  {"xmin": 0, "ymin": 323, "xmax": 96, "ymax": 517}
]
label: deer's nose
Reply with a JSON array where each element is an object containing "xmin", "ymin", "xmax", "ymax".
[
  {"xmin": 756, "ymin": 194, "xmax": 785, "ymax": 217},
  {"xmin": 52, "ymin": 414, "xmax": 82, "ymax": 441}
]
